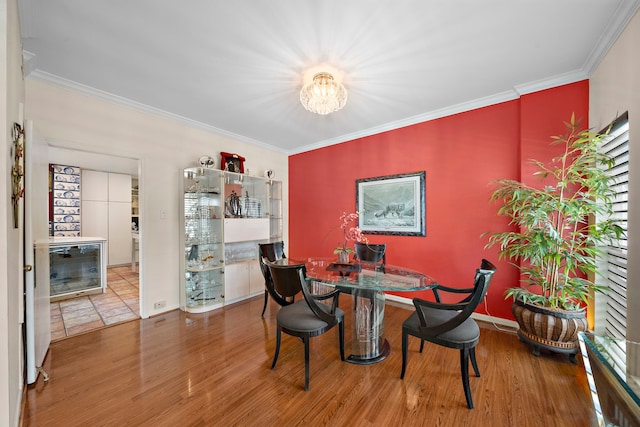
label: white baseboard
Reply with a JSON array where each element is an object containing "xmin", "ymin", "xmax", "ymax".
[{"xmin": 385, "ymin": 294, "xmax": 519, "ymax": 330}]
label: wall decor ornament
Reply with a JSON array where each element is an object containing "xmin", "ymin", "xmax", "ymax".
[
  {"xmin": 356, "ymin": 171, "xmax": 426, "ymax": 236},
  {"xmin": 199, "ymin": 155, "xmax": 215, "ymax": 168},
  {"xmin": 11, "ymin": 123, "xmax": 25, "ymax": 228}
]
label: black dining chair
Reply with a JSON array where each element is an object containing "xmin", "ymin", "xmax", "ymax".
[
  {"xmin": 266, "ymin": 260, "xmax": 345, "ymax": 391},
  {"xmin": 400, "ymin": 259, "xmax": 496, "ymax": 409},
  {"xmin": 353, "ymin": 242, "xmax": 386, "ymax": 271},
  {"xmin": 258, "ymin": 241, "xmax": 289, "ymax": 317}
]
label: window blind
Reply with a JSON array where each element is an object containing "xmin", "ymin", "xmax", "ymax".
[{"xmin": 597, "ymin": 112, "xmax": 630, "ymax": 368}]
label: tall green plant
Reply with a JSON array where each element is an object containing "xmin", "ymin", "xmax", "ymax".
[{"xmin": 485, "ymin": 114, "xmax": 625, "ymax": 310}]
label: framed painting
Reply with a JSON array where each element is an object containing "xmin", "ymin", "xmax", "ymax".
[{"xmin": 356, "ymin": 171, "xmax": 425, "ymax": 236}]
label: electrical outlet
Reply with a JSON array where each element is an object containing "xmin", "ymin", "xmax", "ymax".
[{"xmin": 153, "ymin": 301, "xmax": 166, "ymax": 310}]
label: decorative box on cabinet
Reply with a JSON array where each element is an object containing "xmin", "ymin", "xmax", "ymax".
[
  {"xmin": 179, "ymin": 167, "xmax": 283, "ymax": 313},
  {"xmin": 49, "ymin": 236, "xmax": 107, "ymax": 302}
]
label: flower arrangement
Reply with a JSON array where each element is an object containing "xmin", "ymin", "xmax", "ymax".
[{"xmin": 333, "ymin": 211, "xmax": 368, "ymax": 262}]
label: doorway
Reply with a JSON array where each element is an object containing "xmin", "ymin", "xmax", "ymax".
[{"xmin": 46, "ymin": 147, "xmax": 142, "ymax": 339}]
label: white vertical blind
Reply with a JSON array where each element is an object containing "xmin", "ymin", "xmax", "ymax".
[{"xmin": 597, "ymin": 112, "xmax": 629, "ymax": 368}]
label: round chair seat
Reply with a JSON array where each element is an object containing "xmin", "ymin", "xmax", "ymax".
[
  {"xmin": 277, "ymin": 300, "xmax": 344, "ymax": 333},
  {"xmin": 403, "ymin": 310, "xmax": 479, "ymax": 348}
]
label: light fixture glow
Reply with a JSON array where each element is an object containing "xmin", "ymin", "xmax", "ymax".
[{"xmin": 299, "ymin": 72, "xmax": 347, "ymax": 115}]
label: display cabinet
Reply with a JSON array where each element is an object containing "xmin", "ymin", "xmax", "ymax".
[
  {"xmin": 179, "ymin": 167, "xmax": 283, "ymax": 312},
  {"xmin": 180, "ymin": 168, "xmax": 225, "ymax": 313},
  {"xmin": 49, "ymin": 236, "xmax": 107, "ymax": 302},
  {"xmin": 268, "ymin": 179, "xmax": 283, "ymax": 241}
]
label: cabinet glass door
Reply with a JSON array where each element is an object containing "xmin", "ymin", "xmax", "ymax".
[
  {"xmin": 49, "ymin": 243, "xmax": 102, "ymax": 300},
  {"xmin": 182, "ymin": 168, "xmax": 225, "ymax": 312}
]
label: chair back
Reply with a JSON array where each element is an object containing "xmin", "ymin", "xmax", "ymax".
[
  {"xmin": 415, "ymin": 259, "xmax": 496, "ymax": 336},
  {"xmin": 266, "ymin": 261, "xmax": 340, "ymax": 325},
  {"xmin": 259, "ymin": 242, "xmax": 295, "ymax": 306},
  {"xmin": 258, "ymin": 241, "xmax": 286, "ymax": 284},
  {"xmin": 353, "ymin": 243, "xmax": 386, "ymax": 269},
  {"xmin": 259, "ymin": 241, "xmax": 286, "ymax": 262}
]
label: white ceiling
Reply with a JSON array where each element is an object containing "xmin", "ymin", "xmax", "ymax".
[{"xmin": 18, "ymin": 0, "xmax": 640, "ymax": 154}]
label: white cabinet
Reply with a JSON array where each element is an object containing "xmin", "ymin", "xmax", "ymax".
[
  {"xmin": 81, "ymin": 170, "xmax": 108, "ymax": 201},
  {"xmin": 109, "ymin": 173, "xmax": 132, "ymax": 202},
  {"xmin": 224, "ymin": 218, "xmax": 269, "ymax": 242},
  {"xmin": 224, "ymin": 263, "xmax": 251, "ymax": 303},
  {"xmin": 81, "ymin": 170, "xmax": 132, "ymax": 266},
  {"xmin": 224, "ymin": 261, "xmax": 264, "ymax": 303},
  {"xmin": 108, "ymin": 202, "xmax": 133, "ymax": 265},
  {"xmin": 81, "ymin": 201, "xmax": 109, "ymax": 238},
  {"xmin": 249, "ymin": 261, "xmax": 264, "ymax": 294}
]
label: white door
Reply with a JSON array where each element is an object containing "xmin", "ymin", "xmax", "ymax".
[{"xmin": 24, "ymin": 120, "xmax": 51, "ymax": 384}]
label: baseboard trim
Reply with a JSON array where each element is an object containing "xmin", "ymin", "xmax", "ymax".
[{"xmin": 385, "ymin": 294, "xmax": 519, "ymax": 330}]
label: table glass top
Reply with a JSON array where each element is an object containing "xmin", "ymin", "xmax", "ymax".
[
  {"xmin": 578, "ymin": 332, "xmax": 640, "ymax": 426},
  {"xmin": 273, "ymin": 257, "xmax": 437, "ymax": 292}
]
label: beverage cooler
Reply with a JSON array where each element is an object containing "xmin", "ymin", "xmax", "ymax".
[{"xmin": 48, "ymin": 236, "xmax": 107, "ymax": 302}]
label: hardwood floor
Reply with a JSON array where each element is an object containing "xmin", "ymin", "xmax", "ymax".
[{"xmin": 22, "ymin": 294, "xmax": 597, "ymax": 427}]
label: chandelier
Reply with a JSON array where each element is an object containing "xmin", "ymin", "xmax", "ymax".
[{"xmin": 299, "ymin": 72, "xmax": 348, "ymax": 115}]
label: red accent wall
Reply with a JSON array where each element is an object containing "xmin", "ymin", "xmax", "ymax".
[{"xmin": 288, "ymin": 81, "xmax": 589, "ymax": 321}]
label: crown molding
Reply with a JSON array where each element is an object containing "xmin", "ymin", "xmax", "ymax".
[
  {"xmin": 582, "ymin": 0, "xmax": 640, "ymax": 76},
  {"xmin": 291, "ymin": 70, "xmax": 588, "ymax": 155},
  {"xmin": 513, "ymin": 69, "xmax": 589, "ymax": 96},
  {"xmin": 27, "ymin": 69, "xmax": 289, "ymax": 154},
  {"xmin": 29, "ymin": 67, "xmax": 592, "ymax": 157}
]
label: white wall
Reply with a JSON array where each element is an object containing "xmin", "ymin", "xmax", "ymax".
[
  {"xmin": 24, "ymin": 79, "xmax": 289, "ymax": 318},
  {"xmin": 590, "ymin": 9, "xmax": 640, "ymax": 343},
  {"xmin": 1, "ymin": 1, "xmax": 26, "ymax": 425}
]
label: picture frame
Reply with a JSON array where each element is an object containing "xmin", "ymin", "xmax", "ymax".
[
  {"xmin": 220, "ymin": 152, "xmax": 245, "ymax": 173},
  {"xmin": 356, "ymin": 171, "xmax": 425, "ymax": 236}
]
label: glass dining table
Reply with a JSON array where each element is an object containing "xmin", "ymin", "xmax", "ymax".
[{"xmin": 273, "ymin": 257, "xmax": 438, "ymax": 364}]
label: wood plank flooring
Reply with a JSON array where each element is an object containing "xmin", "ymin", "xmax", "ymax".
[{"xmin": 21, "ymin": 294, "xmax": 597, "ymax": 427}]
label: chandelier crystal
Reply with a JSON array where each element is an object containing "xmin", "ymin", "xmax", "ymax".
[{"xmin": 299, "ymin": 72, "xmax": 347, "ymax": 115}]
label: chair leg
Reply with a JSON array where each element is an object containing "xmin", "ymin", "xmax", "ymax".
[
  {"xmin": 271, "ymin": 326, "xmax": 281, "ymax": 369},
  {"xmin": 460, "ymin": 348, "xmax": 473, "ymax": 409},
  {"xmin": 400, "ymin": 330, "xmax": 408, "ymax": 379},
  {"xmin": 304, "ymin": 336, "xmax": 310, "ymax": 391},
  {"xmin": 470, "ymin": 347, "xmax": 480, "ymax": 377},
  {"xmin": 338, "ymin": 321, "xmax": 345, "ymax": 361},
  {"xmin": 261, "ymin": 290, "xmax": 268, "ymax": 317},
  {"xmin": 419, "ymin": 339, "xmax": 425, "ymax": 353}
]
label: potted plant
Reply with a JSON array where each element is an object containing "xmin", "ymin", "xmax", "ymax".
[
  {"xmin": 333, "ymin": 211, "xmax": 367, "ymax": 264},
  {"xmin": 485, "ymin": 114, "xmax": 624, "ymax": 360}
]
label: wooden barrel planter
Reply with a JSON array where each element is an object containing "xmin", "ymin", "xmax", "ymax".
[{"xmin": 511, "ymin": 299, "xmax": 588, "ymax": 363}]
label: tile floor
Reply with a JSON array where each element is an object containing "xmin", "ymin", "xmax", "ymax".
[{"xmin": 50, "ymin": 265, "xmax": 140, "ymax": 340}]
